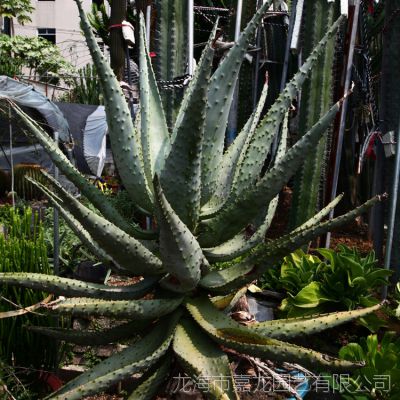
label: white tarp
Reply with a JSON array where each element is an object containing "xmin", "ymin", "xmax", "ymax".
[{"xmin": 83, "ymin": 106, "xmax": 108, "ymax": 177}]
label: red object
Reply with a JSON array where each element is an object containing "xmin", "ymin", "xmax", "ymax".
[
  {"xmin": 368, "ymin": 0, "xmax": 374, "ymax": 15},
  {"xmin": 149, "ymin": 52, "xmax": 156, "ymax": 58},
  {"xmin": 366, "ymin": 133, "xmax": 377, "ymax": 160},
  {"xmin": 38, "ymin": 371, "xmax": 64, "ymax": 391},
  {"xmin": 108, "ymin": 23, "xmax": 132, "ymax": 30}
]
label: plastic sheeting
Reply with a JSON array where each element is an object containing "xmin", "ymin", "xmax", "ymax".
[
  {"xmin": 83, "ymin": 106, "xmax": 108, "ymax": 176},
  {"xmin": 0, "ymin": 76, "xmax": 139, "ymax": 177},
  {"xmin": 0, "ymin": 76, "xmax": 70, "ymax": 142}
]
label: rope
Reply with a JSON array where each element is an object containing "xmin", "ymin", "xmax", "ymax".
[
  {"xmin": 193, "ymin": 6, "xmax": 230, "ymax": 13},
  {"xmin": 196, "ymin": 8, "xmax": 218, "ymax": 25},
  {"xmin": 108, "ymin": 23, "xmax": 133, "ymax": 30},
  {"xmin": 158, "ymin": 74, "xmax": 192, "ymax": 90}
]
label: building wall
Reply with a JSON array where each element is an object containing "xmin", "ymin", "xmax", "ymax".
[{"xmin": 13, "ymin": 0, "xmax": 101, "ymax": 73}]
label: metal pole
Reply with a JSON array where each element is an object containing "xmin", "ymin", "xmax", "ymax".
[
  {"xmin": 325, "ymin": 1, "xmax": 361, "ymax": 248},
  {"xmin": 253, "ymin": 0, "xmax": 263, "ymax": 109},
  {"xmin": 226, "ymin": 0, "xmax": 243, "ymax": 145},
  {"xmin": 8, "ymin": 106, "xmax": 14, "ymax": 208},
  {"xmin": 53, "ymin": 131, "xmax": 60, "ymax": 276},
  {"xmin": 383, "ymin": 120, "xmax": 400, "ymax": 298},
  {"xmin": 145, "ymin": 3, "xmax": 154, "ymax": 232},
  {"xmin": 146, "ymin": 5, "xmax": 151, "ymax": 47},
  {"xmin": 280, "ymin": 0, "xmax": 297, "ymax": 92},
  {"xmin": 341, "ymin": 0, "xmax": 349, "ymax": 17},
  {"xmin": 188, "ymin": 0, "xmax": 195, "ymax": 76},
  {"xmin": 234, "ymin": 0, "xmax": 243, "ymax": 42},
  {"xmin": 290, "ymin": 0, "xmax": 304, "ymax": 52}
]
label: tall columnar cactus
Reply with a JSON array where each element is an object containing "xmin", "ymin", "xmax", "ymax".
[
  {"xmin": 0, "ymin": 1, "xmax": 386, "ymax": 398},
  {"xmin": 227, "ymin": 0, "xmax": 258, "ymax": 132},
  {"xmin": 380, "ymin": 0, "xmax": 400, "ymax": 275},
  {"xmin": 0, "ymin": 207, "xmax": 57, "ymax": 368},
  {"xmin": 154, "ymin": 0, "xmax": 188, "ymax": 128},
  {"xmin": 13, "ymin": 163, "xmax": 46, "ymax": 200},
  {"xmin": 289, "ymin": 0, "xmax": 339, "ymax": 229}
]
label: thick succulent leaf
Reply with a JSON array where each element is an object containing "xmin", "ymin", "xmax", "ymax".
[
  {"xmin": 10, "ymin": 102, "xmax": 146, "ymax": 238},
  {"xmin": 198, "ymin": 95, "xmax": 346, "ymax": 247},
  {"xmin": 201, "ymin": 80, "xmax": 270, "ymax": 218},
  {"xmin": 200, "ymin": 261, "xmax": 254, "ymax": 292},
  {"xmin": 203, "ymin": 196, "xmax": 278, "ymax": 262},
  {"xmin": 186, "ymin": 297, "xmax": 364, "ymax": 372},
  {"xmin": 230, "ymin": 16, "xmax": 345, "ymax": 202},
  {"xmin": 222, "ymin": 286, "xmax": 249, "ymax": 314},
  {"xmin": 173, "ymin": 319, "xmax": 239, "ymax": 400},
  {"xmin": 46, "ymin": 296, "xmax": 183, "ymax": 319},
  {"xmin": 292, "ymin": 193, "xmax": 344, "ymax": 234},
  {"xmin": 161, "ymin": 23, "xmax": 217, "ymax": 229},
  {"xmin": 48, "ymin": 313, "xmax": 180, "ymax": 400},
  {"xmin": 201, "ymin": 0, "xmax": 273, "ymax": 204},
  {"xmin": 264, "ymin": 195, "xmax": 385, "ymax": 261},
  {"xmin": 249, "ymin": 303, "xmax": 383, "ymax": 340},
  {"xmin": 154, "ymin": 177, "xmax": 205, "ymax": 291},
  {"xmin": 28, "ymin": 320, "xmax": 151, "ymax": 346},
  {"xmin": 138, "ymin": 13, "xmax": 170, "ymax": 186},
  {"xmin": 127, "ymin": 355, "xmax": 172, "ymax": 400},
  {"xmin": 27, "ymin": 178, "xmax": 114, "ymax": 265},
  {"xmin": 200, "ymin": 195, "xmax": 384, "ymax": 292},
  {"xmin": 0, "ymin": 273, "xmax": 157, "ymax": 301},
  {"xmin": 211, "ymin": 293, "xmax": 236, "ymax": 310},
  {"xmin": 74, "ymin": 0, "xmax": 153, "ymax": 212},
  {"xmin": 274, "ymin": 111, "xmax": 290, "ymax": 164},
  {"xmin": 202, "ymin": 113, "xmax": 287, "ymax": 261},
  {"xmin": 29, "ymin": 178, "xmax": 141, "ymax": 275},
  {"xmin": 31, "ymin": 174, "xmax": 163, "ymax": 276}
]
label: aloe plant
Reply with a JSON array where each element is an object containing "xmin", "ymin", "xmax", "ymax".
[{"xmin": 0, "ymin": 1, "xmax": 388, "ymax": 398}]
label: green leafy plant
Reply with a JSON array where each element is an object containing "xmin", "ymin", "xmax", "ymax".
[
  {"xmin": 0, "ymin": 35, "xmax": 73, "ymax": 81},
  {"xmin": 0, "ymin": 207, "xmax": 57, "ymax": 368},
  {"xmin": 0, "ymin": 0, "xmax": 34, "ymax": 25},
  {"xmin": 87, "ymin": 1, "xmax": 111, "ymax": 47},
  {"xmin": 338, "ymin": 332, "xmax": 400, "ymax": 399},
  {"xmin": 261, "ymin": 249, "xmax": 322, "ymax": 294},
  {"xmin": 0, "ymin": 1, "xmax": 388, "ymax": 398},
  {"xmin": 278, "ymin": 245, "xmax": 391, "ymax": 317},
  {"xmin": 68, "ymin": 64, "xmax": 103, "ymax": 105}
]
